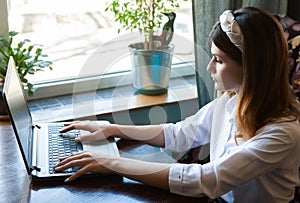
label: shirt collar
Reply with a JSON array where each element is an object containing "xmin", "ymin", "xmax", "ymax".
[{"xmin": 225, "ymin": 94, "xmax": 238, "ymax": 122}]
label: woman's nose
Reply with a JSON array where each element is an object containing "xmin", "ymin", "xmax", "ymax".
[{"xmin": 207, "ymin": 59, "xmax": 215, "ymax": 73}]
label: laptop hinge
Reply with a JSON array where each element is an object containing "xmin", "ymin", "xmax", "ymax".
[
  {"xmin": 29, "ymin": 124, "xmax": 41, "ymax": 173},
  {"xmin": 30, "ymin": 165, "xmax": 41, "ymax": 173},
  {"xmin": 32, "ymin": 124, "xmax": 41, "ymax": 129}
]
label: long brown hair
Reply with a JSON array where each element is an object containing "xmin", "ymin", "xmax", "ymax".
[{"xmin": 210, "ymin": 7, "xmax": 300, "ymax": 140}]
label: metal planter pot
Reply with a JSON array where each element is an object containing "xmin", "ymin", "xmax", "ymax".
[{"xmin": 129, "ymin": 43, "xmax": 174, "ymax": 95}]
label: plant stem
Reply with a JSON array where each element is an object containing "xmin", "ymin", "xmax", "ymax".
[{"xmin": 149, "ymin": 0, "xmax": 154, "ymax": 49}]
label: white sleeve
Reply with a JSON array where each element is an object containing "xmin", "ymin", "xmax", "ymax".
[
  {"xmin": 168, "ymin": 124, "xmax": 297, "ymax": 198},
  {"xmin": 162, "ymin": 100, "xmax": 215, "ymax": 152}
]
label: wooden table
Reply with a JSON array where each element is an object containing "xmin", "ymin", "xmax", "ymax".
[{"xmin": 0, "ymin": 123, "xmax": 208, "ymax": 203}]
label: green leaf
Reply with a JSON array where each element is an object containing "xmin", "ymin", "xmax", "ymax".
[
  {"xmin": 0, "ymin": 31, "xmax": 53, "ymax": 95},
  {"xmin": 8, "ymin": 31, "xmax": 18, "ymax": 37},
  {"xmin": 28, "ymin": 45, "xmax": 33, "ymax": 52},
  {"xmin": 17, "ymin": 40, "xmax": 26, "ymax": 49},
  {"xmin": 38, "ymin": 61, "xmax": 53, "ymax": 67},
  {"xmin": 35, "ymin": 48, "xmax": 42, "ymax": 55},
  {"xmin": 0, "ymin": 48, "xmax": 9, "ymax": 59}
]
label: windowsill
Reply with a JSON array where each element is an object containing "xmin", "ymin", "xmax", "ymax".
[
  {"xmin": 27, "ymin": 62, "xmax": 196, "ymax": 101},
  {"xmin": 29, "ymin": 75, "xmax": 198, "ymax": 123}
]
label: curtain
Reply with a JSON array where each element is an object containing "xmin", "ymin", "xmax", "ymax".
[
  {"xmin": 236, "ymin": 0, "xmax": 287, "ymax": 14},
  {"xmin": 192, "ymin": 0, "xmax": 288, "ymax": 107},
  {"xmin": 192, "ymin": 0, "xmax": 231, "ymax": 107}
]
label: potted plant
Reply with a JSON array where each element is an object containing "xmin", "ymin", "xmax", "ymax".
[
  {"xmin": 105, "ymin": 0, "xmax": 187, "ymax": 95},
  {"xmin": 0, "ymin": 31, "xmax": 53, "ymax": 116}
]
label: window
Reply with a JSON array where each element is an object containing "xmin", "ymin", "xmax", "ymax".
[{"xmin": 1, "ymin": 0, "xmax": 195, "ymax": 99}]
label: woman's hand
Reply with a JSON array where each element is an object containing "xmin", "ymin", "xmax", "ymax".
[
  {"xmin": 54, "ymin": 151, "xmax": 170, "ymax": 190},
  {"xmin": 54, "ymin": 151, "xmax": 114, "ymax": 182},
  {"xmin": 60, "ymin": 120, "xmax": 115, "ymax": 143},
  {"xmin": 60, "ymin": 120, "xmax": 110, "ymax": 133},
  {"xmin": 60, "ymin": 121, "xmax": 165, "ymax": 147}
]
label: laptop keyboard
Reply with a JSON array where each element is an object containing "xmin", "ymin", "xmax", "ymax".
[{"xmin": 48, "ymin": 124, "xmax": 82, "ymax": 174}]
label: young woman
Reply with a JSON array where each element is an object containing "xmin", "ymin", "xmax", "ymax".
[{"xmin": 55, "ymin": 7, "xmax": 300, "ymax": 203}]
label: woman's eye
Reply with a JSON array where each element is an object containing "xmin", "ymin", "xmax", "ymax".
[{"xmin": 214, "ymin": 57, "xmax": 222, "ymax": 63}]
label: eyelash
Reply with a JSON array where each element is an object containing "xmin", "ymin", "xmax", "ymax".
[{"xmin": 213, "ymin": 56, "xmax": 222, "ymax": 64}]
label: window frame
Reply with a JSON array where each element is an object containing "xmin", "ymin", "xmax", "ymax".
[
  {"xmin": 0, "ymin": 0, "xmax": 9, "ymax": 36},
  {"xmin": 1, "ymin": 0, "xmax": 196, "ymax": 101}
]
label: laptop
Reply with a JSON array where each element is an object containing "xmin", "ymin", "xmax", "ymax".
[{"xmin": 2, "ymin": 57, "xmax": 120, "ymax": 179}]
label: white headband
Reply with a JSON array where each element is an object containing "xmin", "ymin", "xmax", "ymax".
[{"xmin": 220, "ymin": 10, "xmax": 244, "ymax": 52}]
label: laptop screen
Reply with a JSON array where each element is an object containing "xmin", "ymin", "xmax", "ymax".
[{"xmin": 2, "ymin": 57, "xmax": 33, "ymax": 173}]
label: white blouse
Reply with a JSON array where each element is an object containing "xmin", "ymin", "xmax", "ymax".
[{"xmin": 163, "ymin": 93, "xmax": 300, "ymax": 203}]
